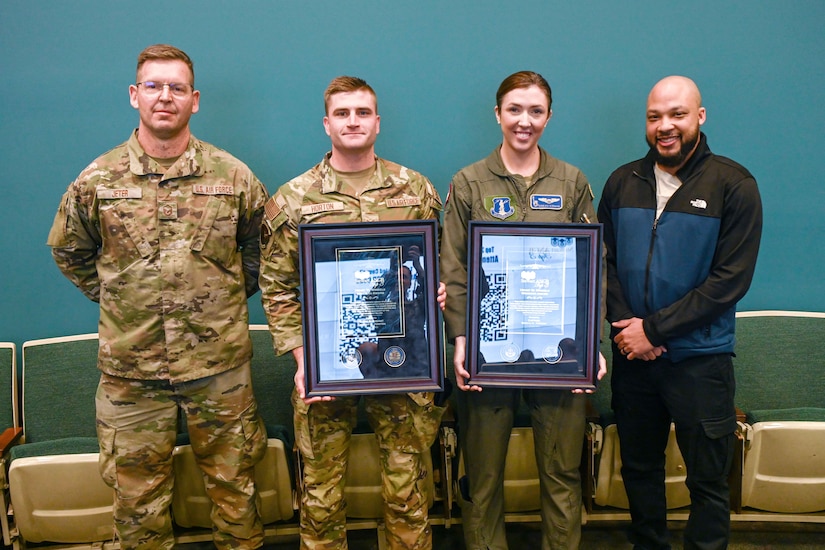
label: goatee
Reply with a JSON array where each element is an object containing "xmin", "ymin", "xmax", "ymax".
[{"xmin": 647, "ymin": 132, "xmax": 699, "ymax": 168}]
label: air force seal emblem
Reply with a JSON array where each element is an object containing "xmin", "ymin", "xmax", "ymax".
[
  {"xmin": 490, "ymin": 197, "xmax": 515, "ymax": 219},
  {"xmin": 384, "ymin": 346, "xmax": 406, "ymax": 368}
]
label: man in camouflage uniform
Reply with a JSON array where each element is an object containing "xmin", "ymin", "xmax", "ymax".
[
  {"xmin": 259, "ymin": 76, "xmax": 444, "ymax": 549},
  {"xmin": 47, "ymin": 44, "xmax": 268, "ymax": 549}
]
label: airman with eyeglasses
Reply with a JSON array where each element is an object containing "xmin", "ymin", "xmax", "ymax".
[
  {"xmin": 128, "ymin": 50, "xmax": 200, "ymax": 152},
  {"xmin": 49, "ymin": 44, "xmax": 269, "ymax": 550},
  {"xmin": 135, "ymin": 81, "xmax": 193, "ymax": 98}
]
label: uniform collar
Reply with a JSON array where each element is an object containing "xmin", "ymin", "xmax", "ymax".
[
  {"xmin": 485, "ymin": 145, "xmax": 555, "ymax": 179},
  {"xmin": 320, "ymin": 152, "xmax": 390, "ymax": 194},
  {"xmin": 127, "ymin": 129, "xmax": 204, "ymax": 181}
]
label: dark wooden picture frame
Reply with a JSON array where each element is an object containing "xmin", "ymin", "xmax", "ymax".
[
  {"xmin": 466, "ymin": 221, "xmax": 602, "ymax": 390},
  {"xmin": 299, "ymin": 220, "xmax": 443, "ymax": 397}
]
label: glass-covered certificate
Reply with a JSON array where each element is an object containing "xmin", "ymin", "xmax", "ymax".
[
  {"xmin": 466, "ymin": 221, "xmax": 601, "ymax": 389},
  {"xmin": 299, "ymin": 220, "xmax": 443, "ymax": 397}
]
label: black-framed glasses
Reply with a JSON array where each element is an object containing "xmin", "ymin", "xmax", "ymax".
[{"xmin": 135, "ymin": 81, "xmax": 193, "ymax": 98}]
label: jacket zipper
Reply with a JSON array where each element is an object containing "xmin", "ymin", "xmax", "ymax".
[
  {"xmin": 644, "ymin": 217, "xmax": 657, "ymax": 313},
  {"xmin": 635, "ymin": 169, "xmax": 658, "ymax": 314}
]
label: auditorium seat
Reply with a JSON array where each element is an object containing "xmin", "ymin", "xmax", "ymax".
[
  {"xmin": 0, "ymin": 342, "xmax": 22, "ymax": 546},
  {"xmin": 9, "ymin": 334, "xmax": 114, "ymax": 546},
  {"xmin": 734, "ymin": 311, "xmax": 825, "ymax": 514}
]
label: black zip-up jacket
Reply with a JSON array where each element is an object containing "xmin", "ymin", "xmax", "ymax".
[{"xmin": 597, "ymin": 134, "xmax": 762, "ymax": 362}]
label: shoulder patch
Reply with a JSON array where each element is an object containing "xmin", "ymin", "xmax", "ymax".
[{"xmin": 265, "ymin": 194, "xmax": 287, "ymax": 221}]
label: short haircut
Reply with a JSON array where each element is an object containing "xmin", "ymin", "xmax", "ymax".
[
  {"xmin": 136, "ymin": 44, "xmax": 195, "ymax": 85},
  {"xmin": 496, "ymin": 71, "xmax": 552, "ymax": 110},
  {"xmin": 324, "ymin": 76, "xmax": 377, "ymax": 114}
]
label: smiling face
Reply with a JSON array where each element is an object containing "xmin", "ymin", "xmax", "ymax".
[
  {"xmin": 323, "ymin": 89, "xmax": 380, "ymax": 158},
  {"xmin": 495, "ymin": 85, "xmax": 552, "ymax": 157},
  {"xmin": 645, "ymin": 76, "xmax": 706, "ymax": 173},
  {"xmin": 129, "ymin": 59, "xmax": 199, "ymax": 142}
]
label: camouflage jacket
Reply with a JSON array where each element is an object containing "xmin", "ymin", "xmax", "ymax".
[
  {"xmin": 440, "ymin": 146, "xmax": 600, "ymax": 340},
  {"xmin": 48, "ymin": 131, "xmax": 269, "ymax": 382},
  {"xmin": 260, "ymin": 153, "xmax": 442, "ymax": 355}
]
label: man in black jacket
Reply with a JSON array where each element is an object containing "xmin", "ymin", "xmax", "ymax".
[{"xmin": 597, "ymin": 76, "xmax": 762, "ymax": 550}]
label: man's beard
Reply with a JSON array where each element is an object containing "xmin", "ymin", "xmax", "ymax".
[{"xmin": 647, "ymin": 130, "xmax": 699, "ymax": 168}]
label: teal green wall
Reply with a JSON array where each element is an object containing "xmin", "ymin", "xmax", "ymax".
[{"xmin": 2, "ymin": 1, "xmax": 823, "ymax": 348}]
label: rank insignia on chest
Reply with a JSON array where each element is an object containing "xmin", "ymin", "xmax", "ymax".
[
  {"xmin": 158, "ymin": 201, "xmax": 178, "ymax": 220},
  {"xmin": 530, "ymin": 194, "xmax": 563, "ymax": 210}
]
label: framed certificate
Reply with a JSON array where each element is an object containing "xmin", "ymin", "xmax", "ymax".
[
  {"xmin": 299, "ymin": 219, "xmax": 443, "ymax": 397},
  {"xmin": 466, "ymin": 221, "xmax": 602, "ymax": 390}
]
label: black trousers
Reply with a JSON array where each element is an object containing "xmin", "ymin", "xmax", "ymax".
[{"xmin": 611, "ymin": 349, "xmax": 737, "ymax": 550}]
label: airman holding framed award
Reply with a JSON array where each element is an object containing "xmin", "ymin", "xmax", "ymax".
[
  {"xmin": 259, "ymin": 76, "xmax": 446, "ymax": 550},
  {"xmin": 440, "ymin": 71, "xmax": 607, "ymax": 550}
]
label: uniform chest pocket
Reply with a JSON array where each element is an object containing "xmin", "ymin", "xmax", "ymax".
[
  {"xmin": 100, "ymin": 203, "xmax": 154, "ymax": 272},
  {"xmin": 191, "ymin": 196, "xmax": 239, "ymax": 267}
]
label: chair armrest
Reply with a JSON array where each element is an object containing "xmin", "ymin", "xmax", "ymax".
[
  {"xmin": 0, "ymin": 427, "xmax": 22, "ymax": 455},
  {"xmin": 586, "ymin": 422, "xmax": 604, "ymax": 455},
  {"xmin": 735, "ymin": 406, "xmax": 747, "ymax": 423}
]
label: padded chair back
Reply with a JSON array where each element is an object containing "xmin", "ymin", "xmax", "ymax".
[
  {"xmin": 734, "ymin": 311, "xmax": 825, "ymax": 418},
  {"xmin": 0, "ymin": 343, "xmax": 18, "ymax": 431},
  {"xmin": 248, "ymin": 325, "xmax": 297, "ymax": 440},
  {"xmin": 0, "ymin": 343, "xmax": 19, "ymax": 547},
  {"xmin": 20, "ymin": 334, "xmax": 100, "ymax": 443}
]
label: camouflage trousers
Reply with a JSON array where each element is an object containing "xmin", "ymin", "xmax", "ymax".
[
  {"xmin": 96, "ymin": 364, "xmax": 267, "ymax": 549},
  {"xmin": 292, "ymin": 389, "xmax": 444, "ymax": 549}
]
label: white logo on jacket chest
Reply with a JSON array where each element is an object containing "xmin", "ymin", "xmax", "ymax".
[{"xmin": 690, "ymin": 198, "xmax": 707, "ymax": 209}]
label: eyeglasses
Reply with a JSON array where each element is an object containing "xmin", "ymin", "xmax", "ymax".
[{"xmin": 135, "ymin": 81, "xmax": 193, "ymax": 98}]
